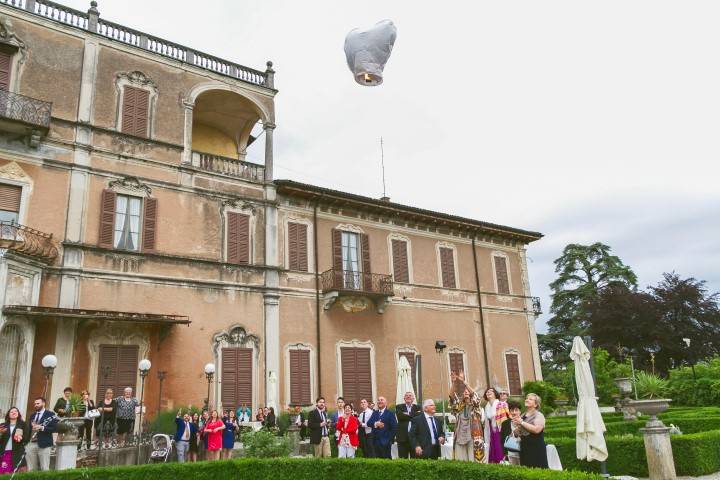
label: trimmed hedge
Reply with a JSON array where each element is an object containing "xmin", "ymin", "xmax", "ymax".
[
  {"xmin": 546, "ymin": 416, "xmax": 720, "ymax": 437},
  {"xmin": 15, "ymin": 458, "xmax": 601, "ymax": 480},
  {"xmin": 548, "ymin": 429, "xmax": 720, "ymax": 477}
]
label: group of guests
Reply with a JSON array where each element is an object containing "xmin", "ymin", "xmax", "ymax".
[{"xmin": 306, "ymin": 386, "xmax": 548, "ymax": 468}]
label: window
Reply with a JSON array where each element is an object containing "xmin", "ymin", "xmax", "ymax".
[
  {"xmin": 288, "ymin": 348, "xmax": 311, "ymax": 405},
  {"xmin": 0, "ymin": 183, "xmax": 21, "ymax": 223},
  {"xmin": 96, "ymin": 344, "xmax": 138, "ymax": 402},
  {"xmin": 113, "ymin": 194, "xmax": 141, "ymax": 251},
  {"xmin": 121, "ymin": 85, "xmax": 150, "ymax": 138},
  {"xmin": 221, "ymin": 347, "xmax": 253, "ymax": 409},
  {"xmin": 340, "ymin": 347, "xmax": 372, "ymax": 408},
  {"xmin": 227, "ymin": 212, "xmax": 250, "ymax": 264},
  {"xmin": 99, "ymin": 190, "xmax": 157, "ymax": 252},
  {"xmin": 0, "ymin": 50, "xmax": 11, "ymax": 91},
  {"xmin": 342, "ymin": 231, "xmax": 361, "ymax": 288},
  {"xmin": 391, "ymin": 239, "xmax": 409, "ymax": 283},
  {"xmin": 439, "ymin": 247, "xmax": 456, "ymax": 289},
  {"xmin": 494, "ymin": 255, "xmax": 510, "ymax": 294},
  {"xmin": 287, "ymin": 222, "xmax": 308, "ymax": 271},
  {"xmin": 332, "ymin": 228, "xmax": 370, "ymax": 290},
  {"xmin": 505, "ymin": 352, "xmax": 522, "ymax": 395}
]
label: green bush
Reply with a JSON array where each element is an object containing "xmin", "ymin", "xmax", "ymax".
[
  {"xmin": 148, "ymin": 406, "xmax": 204, "ymax": 435},
  {"xmin": 14, "ymin": 457, "xmax": 602, "ymax": 480},
  {"xmin": 667, "ymin": 357, "xmax": 720, "ymax": 406},
  {"xmin": 546, "ymin": 415, "xmax": 720, "ymax": 437},
  {"xmin": 522, "ymin": 381, "xmax": 560, "ymax": 413},
  {"xmin": 240, "ymin": 429, "xmax": 291, "ymax": 458}
]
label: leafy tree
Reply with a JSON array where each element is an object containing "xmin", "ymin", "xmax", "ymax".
[{"xmin": 547, "ymin": 243, "xmax": 637, "ymax": 335}]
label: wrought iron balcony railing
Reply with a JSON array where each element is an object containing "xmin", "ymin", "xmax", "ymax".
[
  {"xmin": 320, "ymin": 268, "xmax": 394, "ymax": 297},
  {"xmin": 0, "ymin": 222, "xmax": 58, "ymax": 263},
  {"xmin": 0, "ymin": 89, "xmax": 52, "ymax": 129},
  {"xmin": 192, "ymin": 151, "xmax": 265, "ymax": 182}
]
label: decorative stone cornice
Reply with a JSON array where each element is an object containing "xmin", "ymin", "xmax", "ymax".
[
  {"xmin": 108, "ymin": 176, "xmax": 152, "ymax": 196},
  {"xmin": 116, "ymin": 70, "xmax": 159, "ymax": 93}
]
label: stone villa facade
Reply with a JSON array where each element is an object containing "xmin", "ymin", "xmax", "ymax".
[{"xmin": 0, "ymin": 0, "xmax": 543, "ymax": 420}]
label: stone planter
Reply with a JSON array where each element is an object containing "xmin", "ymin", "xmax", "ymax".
[
  {"xmin": 628, "ymin": 398, "xmax": 671, "ymax": 425},
  {"xmin": 614, "ymin": 377, "xmax": 634, "ymax": 396},
  {"xmin": 56, "ymin": 417, "xmax": 86, "ymax": 470},
  {"xmin": 628, "ymin": 399, "xmax": 676, "ymax": 480}
]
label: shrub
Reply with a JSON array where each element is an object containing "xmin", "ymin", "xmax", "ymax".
[
  {"xmin": 240, "ymin": 429, "xmax": 291, "ymax": 458},
  {"xmin": 635, "ymin": 372, "xmax": 669, "ymax": 399},
  {"xmin": 667, "ymin": 357, "xmax": 720, "ymax": 406},
  {"xmin": 148, "ymin": 406, "xmax": 204, "ymax": 435},
  {"xmin": 546, "ymin": 415, "xmax": 720, "ymax": 437},
  {"xmin": 522, "ymin": 381, "xmax": 560, "ymax": 413},
  {"xmin": 14, "ymin": 457, "xmax": 602, "ymax": 480}
]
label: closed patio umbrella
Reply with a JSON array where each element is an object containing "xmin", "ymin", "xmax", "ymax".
[
  {"xmin": 570, "ymin": 336, "xmax": 608, "ymax": 462},
  {"xmin": 396, "ymin": 355, "xmax": 415, "ymax": 405}
]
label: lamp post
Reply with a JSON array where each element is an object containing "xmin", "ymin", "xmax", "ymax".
[
  {"xmin": 434, "ymin": 340, "xmax": 447, "ymax": 432},
  {"xmin": 157, "ymin": 371, "xmax": 166, "ymax": 413},
  {"xmin": 137, "ymin": 359, "xmax": 151, "ymax": 465},
  {"xmin": 204, "ymin": 363, "xmax": 216, "ymax": 411},
  {"xmin": 41, "ymin": 354, "xmax": 57, "ymax": 399}
]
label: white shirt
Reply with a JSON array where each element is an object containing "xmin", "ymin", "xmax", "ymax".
[
  {"xmin": 5, "ymin": 423, "xmax": 16, "ymax": 450},
  {"xmin": 425, "ymin": 413, "xmax": 437, "ymax": 445},
  {"xmin": 360, "ymin": 408, "xmax": 373, "ymax": 434},
  {"xmin": 319, "ymin": 409, "xmax": 328, "ymax": 436},
  {"xmin": 182, "ymin": 421, "xmax": 190, "ymax": 441},
  {"xmin": 404, "ymin": 403, "xmax": 414, "ymax": 432}
]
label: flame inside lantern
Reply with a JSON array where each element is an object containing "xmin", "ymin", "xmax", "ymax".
[{"xmin": 344, "ymin": 20, "xmax": 397, "ymax": 86}]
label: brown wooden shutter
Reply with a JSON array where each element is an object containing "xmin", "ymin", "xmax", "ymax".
[
  {"xmin": 0, "ymin": 51, "xmax": 11, "ymax": 91},
  {"xmin": 121, "ymin": 86, "xmax": 150, "ymax": 138},
  {"xmin": 391, "ymin": 239, "xmax": 409, "ymax": 283},
  {"xmin": 141, "ymin": 197, "xmax": 157, "ymax": 252},
  {"xmin": 439, "ymin": 247, "xmax": 456, "ymax": 289},
  {"xmin": 505, "ymin": 353, "xmax": 522, "ymax": 395},
  {"xmin": 288, "ymin": 222, "xmax": 308, "ymax": 272},
  {"xmin": 449, "ymin": 352, "xmax": 464, "ymax": 378},
  {"xmin": 341, "ymin": 347, "xmax": 372, "ymax": 407},
  {"xmin": 221, "ymin": 347, "xmax": 252, "ymax": 409},
  {"xmin": 399, "ymin": 351, "xmax": 417, "ymax": 395},
  {"xmin": 227, "ymin": 212, "xmax": 250, "ymax": 265},
  {"xmin": 494, "ymin": 256, "xmax": 510, "ymax": 294},
  {"xmin": 289, "ymin": 349, "xmax": 311, "ymax": 405},
  {"xmin": 99, "ymin": 189, "xmax": 116, "ymax": 248},
  {"xmin": 96, "ymin": 344, "xmax": 139, "ymax": 402},
  {"xmin": 360, "ymin": 233, "xmax": 371, "ymax": 290},
  {"xmin": 331, "ymin": 229, "xmax": 343, "ymax": 286},
  {"xmin": 0, "ymin": 184, "xmax": 21, "ymax": 213}
]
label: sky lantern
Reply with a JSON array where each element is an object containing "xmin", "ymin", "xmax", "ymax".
[{"xmin": 344, "ymin": 19, "xmax": 397, "ymax": 86}]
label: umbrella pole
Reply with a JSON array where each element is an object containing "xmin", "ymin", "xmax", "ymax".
[{"xmin": 583, "ymin": 336, "xmax": 609, "ymax": 478}]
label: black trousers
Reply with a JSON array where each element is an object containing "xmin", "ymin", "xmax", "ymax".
[
  {"xmin": 78, "ymin": 420, "xmax": 93, "ymax": 448},
  {"xmin": 359, "ymin": 431, "xmax": 375, "ymax": 458},
  {"xmin": 374, "ymin": 441, "xmax": 392, "ymax": 459},
  {"xmin": 397, "ymin": 441, "xmax": 412, "ymax": 459}
]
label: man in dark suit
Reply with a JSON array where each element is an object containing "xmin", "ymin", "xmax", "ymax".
[
  {"xmin": 307, "ymin": 396, "xmax": 331, "ymax": 457},
  {"xmin": 357, "ymin": 398, "xmax": 375, "ymax": 458},
  {"xmin": 409, "ymin": 399, "xmax": 446, "ymax": 460},
  {"xmin": 174, "ymin": 410, "xmax": 198, "ymax": 463},
  {"xmin": 395, "ymin": 391, "xmax": 421, "ymax": 458},
  {"xmin": 369, "ymin": 396, "xmax": 397, "ymax": 459},
  {"xmin": 26, "ymin": 397, "xmax": 58, "ymax": 471}
]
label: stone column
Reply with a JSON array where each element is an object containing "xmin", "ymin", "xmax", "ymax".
[
  {"xmin": 640, "ymin": 418, "xmax": 677, "ymax": 480},
  {"xmin": 55, "ymin": 418, "xmax": 85, "ymax": 470},
  {"xmin": 181, "ymin": 102, "xmax": 194, "ymax": 165},
  {"xmin": 263, "ymin": 123, "xmax": 275, "ymax": 181}
]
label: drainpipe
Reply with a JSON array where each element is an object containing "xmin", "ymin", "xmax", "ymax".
[
  {"xmin": 471, "ymin": 236, "xmax": 491, "ymax": 387},
  {"xmin": 314, "ymin": 200, "xmax": 321, "ymax": 395}
]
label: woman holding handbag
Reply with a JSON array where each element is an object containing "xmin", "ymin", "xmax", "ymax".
[
  {"xmin": 0, "ymin": 407, "xmax": 28, "ymax": 474},
  {"xmin": 78, "ymin": 390, "xmax": 98, "ymax": 450},
  {"xmin": 336, "ymin": 404, "xmax": 359, "ymax": 458}
]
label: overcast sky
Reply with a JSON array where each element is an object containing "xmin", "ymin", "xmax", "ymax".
[{"xmin": 64, "ymin": 0, "xmax": 720, "ymax": 331}]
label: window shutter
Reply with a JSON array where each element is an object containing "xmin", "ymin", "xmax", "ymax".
[
  {"xmin": 222, "ymin": 347, "xmax": 252, "ymax": 409},
  {"xmin": 0, "ymin": 183, "xmax": 21, "ymax": 213},
  {"xmin": 288, "ymin": 222, "xmax": 308, "ymax": 272},
  {"xmin": 0, "ymin": 51, "xmax": 11, "ymax": 91},
  {"xmin": 142, "ymin": 197, "xmax": 157, "ymax": 252},
  {"xmin": 99, "ymin": 189, "xmax": 116, "ymax": 248},
  {"xmin": 331, "ymin": 229, "xmax": 343, "ymax": 286},
  {"xmin": 289, "ymin": 349, "xmax": 311, "ymax": 405},
  {"xmin": 439, "ymin": 247, "xmax": 456, "ymax": 289},
  {"xmin": 227, "ymin": 212, "xmax": 250, "ymax": 265},
  {"xmin": 494, "ymin": 256, "xmax": 510, "ymax": 294},
  {"xmin": 96, "ymin": 345, "xmax": 118, "ymax": 402},
  {"xmin": 117, "ymin": 345, "xmax": 139, "ymax": 392},
  {"xmin": 96, "ymin": 344, "xmax": 138, "ymax": 402},
  {"xmin": 121, "ymin": 86, "xmax": 150, "ymax": 138},
  {"xmin": 505, "ymin": 353, "xmax": 522, "ymax": 395},
  {"xmin": 236, "ymin": 348, "xmax": 253, "ymax": 406},
  {"xmin": 391, "ymin": 239, "xmax": 409, "ymax": 283},
  {"xmin": 341, "ymin": 347, "xmax": 372, "ymax": 407},
  {"xmin": 360, "ymin": 233, "xmax": 371, "ymax": 290},
  {"xmin": 449, "ymin": 352, "xmax": 464, "ymax": 378},
  {"xmin": 399, "ymin": 351, "xmax": 417, "ymax": 394}
]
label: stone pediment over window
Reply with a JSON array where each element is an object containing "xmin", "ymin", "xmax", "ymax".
[
  {"xmin": 0, "ymin": 17, "xmax": 26, "ymax": 56},
  {"xmin": 108, "ymin": 176, "xmax": 151, "ymax": 197},
  {"xmin": 212, "ymin": 325, "xmax": 260, "ymax": 355}
]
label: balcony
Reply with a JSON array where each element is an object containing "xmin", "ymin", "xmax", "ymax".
[
  {"xmin": 320, "ymin": 268, "xmax": 394, "ymax": 314},
  {"xmin": 0, "ymin": 89, "xmax": 52, "ymax": 147},
  {"xmin": 192, "ymin": 151, "xmax": 265, "ymax": 182},
  {"xmin": 0, "ymin": 222, "xmax": 59, "ymax": 263}
]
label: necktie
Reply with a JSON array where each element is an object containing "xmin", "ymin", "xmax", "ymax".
[
  {"xmin": 430, "ymin": 417, "xmax": 438, "ymax": 445},
  {"xmin": 34, "ymin": 412, "xmax": 40, "ymax": 423}
]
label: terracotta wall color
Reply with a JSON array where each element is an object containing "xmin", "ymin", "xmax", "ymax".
[{"xmin": 27, "ymin": 318, "xmax": 57, "ymax": 412}]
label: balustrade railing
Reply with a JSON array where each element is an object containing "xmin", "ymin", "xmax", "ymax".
[
  {"xmin": 320, "ymin": 268, "xmax": 394, "ymax": 296},
  {"xmin": 0, "ymin": 221, "xmax": 58, "ymax": 262},
  {"xmin": 192, "ymin": 151, "xmax": 265, "ymax": 182},
  {"xmin": 1, "ymin": 0, "xmax": 272, "ymax": 88},
  {"xmin": 0, "ymin": 89, "xmax": 52, "ymax": 128}
]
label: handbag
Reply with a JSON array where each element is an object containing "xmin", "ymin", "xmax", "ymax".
[
  {"xmin": 87, "ymin": 409, "xmax": 101, "ymax": 419},
  {"xmin": 503, "ymin": 435, "xmax": 521, "ymax": 452}
]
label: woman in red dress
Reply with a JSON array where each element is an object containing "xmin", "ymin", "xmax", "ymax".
[
  {"xmin": 336, "ymin": 404, "xmax": 359, "ymax": 458},
  {"xmin": 203, "ymin": 410, "xmax": 225, "ymax": 460}
]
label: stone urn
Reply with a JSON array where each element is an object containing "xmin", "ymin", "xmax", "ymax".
[
  {"xmin": 614, "ymin": 377, "xmax": 634, "ymax": 396},
  {"xmin": 628, "ymin": 399, "xmax": 671, "ymax": 426},
  {"xmin": 628, "ymin": 399, "xmax": 675, "ymax": 480},
  {"xmin": 56, "ymin": 417, "xmax": 86, "ymax": 439},
  {"xmin": 56, "ymin": 417, "xmax": 86, "ymax": 471}
]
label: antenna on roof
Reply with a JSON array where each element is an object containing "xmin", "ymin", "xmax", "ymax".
[{"xmin": 380, "ymin": 137, "xmax": 390, "ymax": 202}]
